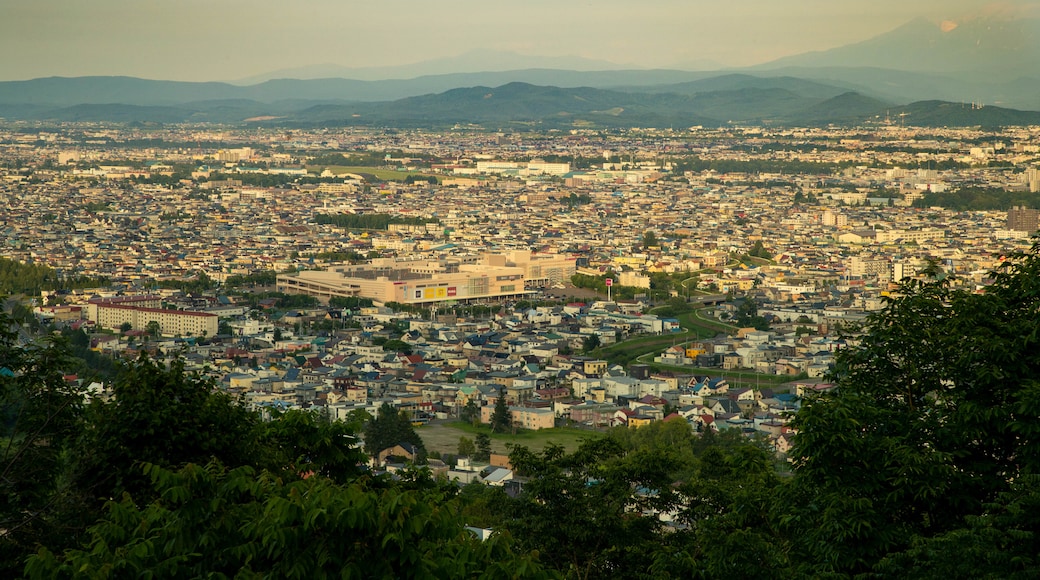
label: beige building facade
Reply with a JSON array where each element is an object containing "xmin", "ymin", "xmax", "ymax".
[
  {"xmin": 88, "ymin": 303, "xmax": 219, "ymax": 337},
  {"xmin": 277, "ymin": 252, "xmax": 575, "ymax": 305}
]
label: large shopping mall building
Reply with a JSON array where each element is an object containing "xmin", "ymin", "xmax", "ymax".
[{"xmin": 277, "ymin": 251, "xmax": 575, "ymax": 305}]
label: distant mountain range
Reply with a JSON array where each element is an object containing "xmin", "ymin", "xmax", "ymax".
[
  {"xmin": 757, "ymin": 17, "xmax": 1040, "ymax": 79},
  {"xmin": 0, "ymin": 16, "xmax": 1037, "ymax": 129},
  {"xmin": 231, "ymin": 50, "xmax": 637, "ymax": 84},
  {"xmin": 3, "ymin": 79, "xmax": 1035, "ymax": 130}
]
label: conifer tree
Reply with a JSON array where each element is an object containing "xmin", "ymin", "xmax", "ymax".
[{"xmin": 490, "ymin": 389, "xmax": 510, "ymax": 433}]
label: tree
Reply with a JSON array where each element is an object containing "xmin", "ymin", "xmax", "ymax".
[
  {"xmin": 456, "ymin": 481, "xmax": 509, "ymax": 530},
  {"xmin": 474, "ymin": 433, "xmax": 492, "ymax": 461},
  {"xmin": 258, "ymin": 409, "xmax": 366, "ymax": 484},
  {"xmin": 460, "ymin": 399, "xmax": 479, "ymax": 425},
  {"xmin": 875, "ymin": 475, "xmax": 1040, "ymax": 579},
  {"xmin": 503, "ymin": 439, "xmax": 679, "ymax": 579},
  {"xmin": 26, "ymin": 461, "xmax": 551, "ymax": 579},
  {"xmin": 0, "ymin": 314, "xmax": 86, "ymax": 574},
  {"xmin": 363, "ymin": 402, "xmax": 426, "ymax": 462},
  {"xmin": 119, "ymin": 321, "xmax": 132, "ymax": 333},
  {"xmin": 457, "ymin": 436, "xmax": 476, "ymax": 458},
  {"xmin": 642, "ymin": 230, "xmax": 658, "ymax": 249},
  {"xmin": 748, "ymin": 240, "xmax": 772, "ymax": 259},
  {"xmin": 785, "ymin": 241, "xmax": 1040, "ymax": 577},
  {"xmin": 490, "ymin": 390, "xmax": 510, "ymax": 434},
  {"xmin": 734, "ymin": 297, "xmax": 769, "ymax": 330},
  {"xmin": 381, "ymin": 339, "xmax": 413, "ymax": 355},
  {"xmin": 581, "ymin": 334, "xmax": 600, "ymax": 353},
  {"xmin": 70, "ymin": 355, "xmax": 264, "ymax": 521},
  {"xmin": 146, "ymin": 320, "xmax": 161, "ymax": 338}
]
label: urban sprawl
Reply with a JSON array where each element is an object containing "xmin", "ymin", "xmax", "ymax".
[{"xmin": 4, "ymin": 122, "xmax": 1040, "ymax": 470}]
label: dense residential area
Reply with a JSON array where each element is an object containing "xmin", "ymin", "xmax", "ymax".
[{"xmin": 3, "ymin": 122, "xmax": 1040, "ymax": 577}]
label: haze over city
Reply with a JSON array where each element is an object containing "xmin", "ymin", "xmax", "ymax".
[
  {"xmin": 2, "ymin": 0, "xmax": 1036, "ymax": 82},
  {"xmin": 5, "ymin": 0, "xmax": 1040, "ymax": 576}
]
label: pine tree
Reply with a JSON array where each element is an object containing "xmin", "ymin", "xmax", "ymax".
[
  {"xmin": 460, "ymin": 399, "xmax": 479, "ymax": 425},
  {"xmin": 474, "ymin": 433, "xmax": 492, "ymax": 461},
  {"xmin": 490, "ymin": 389, "xmax": 510, "ymax": 434},
  {"xmin": 363, "ymin": 402, "xmax": 425, "ymax": 460}
]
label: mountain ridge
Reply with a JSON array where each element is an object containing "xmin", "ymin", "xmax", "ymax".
[
  {"xmin": 4, "ymin": 80, "xmax": 1035, "ymax": 130},
  {"xmin": 3, "ymin": 15, "xmax": 1040, "ymax": 129},
  {"xmin": 757, "ymin": 16, "xmax": 1040, "ymax": 79}
]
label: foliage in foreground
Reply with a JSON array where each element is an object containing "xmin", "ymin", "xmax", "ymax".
[
  {"xmin": 785, "ymin": 243, "xmax": 1040, "ymax": 578},
  {"xmin": 27, "ymin": 462, "xmax": 547, "ymax": 579},
  {"xmin": 6, "ymin": 241, "xmax": 1040, "ymax": 578}
]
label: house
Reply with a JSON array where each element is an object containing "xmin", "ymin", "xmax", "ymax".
[
  {"xmin": 695, "ymin": 414, "xmax": 717, "ymax": 432},
  {"xmin": 480, "ymin": 404, "xmax": 555, "ymax": 430},
  {"xmin": 377, "ymin": 442, "xmax": 420, "ymax": 466},
  {"xmin": 708, "ymin": 397, "xmax": 742, "ymax": 415},
  {"xmin": 628, "ymin": 415, "xmax": 654, "ymax": 428},
  {"xmin": 481, "ymin": 466, "xmax": 514, "ymax": 486},
  {"xmin": 447, "ymin": 457, "xmax": 484, "ymax": 484},
  {"xmin": 774, "ymin": 432, "xmax": 795, "ymax": 455},
  {"xmin": 728, "ymin": 388, "xmax": 757, "ymax": 403},
  {"xmin": 569, "ymin": 402, "xmax": 620, "ymax": 426}
]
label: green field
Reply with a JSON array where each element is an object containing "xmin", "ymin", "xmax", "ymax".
[
  {"xmin": 636, "ymin": 357, "xmax": 796, "ymax": 390},
  {"xmin": 306, "ymin": 165, "xmax": 440, "ymax": 182},
  {"xmin": 595, "ymin": 306, "xmax": 792, "ymax": 389},
  {"xmin": 594, "ymin": 306, "xmax": 735, "ymax": 366},
  {"xmin": 418, "ymin": 421, "xmax": 601, "ymax": 457}
]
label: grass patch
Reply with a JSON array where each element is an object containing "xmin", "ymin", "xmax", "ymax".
[
  {"xmin": 429, "ymin": 421, "xmax": 600, "ymax": 455},
  {"xmin": 637, "ymin": 359, "xmax": 796, "ymax": 389},
  {"xmin": 593, "ymin": 307, "xmax": 734, "ymax": 366},
  {"xmin": 307, "ymin": 165, "xmax": 440, "ymax": 182}
]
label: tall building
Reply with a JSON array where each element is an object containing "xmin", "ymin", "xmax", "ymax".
[
  {"xmin": 1007, "ymin": 206, "xmax": 1040, "ymax": 233},
  {"xmin": 1027, "ymin": 167, "xmax": 1040, "ymax": 193}
]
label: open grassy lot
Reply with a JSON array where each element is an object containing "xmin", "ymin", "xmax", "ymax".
[
  {"xmin": 594, "ymin": 306, "xmax": 734, "ymax": 366},
  {"xmin": 417, "ymin": 421, "xmax": 601, "ymax": 457},
  {"xmin": 306, "ymin": 165, "xmax": 440, "ymax": 182},
  {"xmin": 595, "ymin": 306, "xmax": 790, "ymax": 389}
]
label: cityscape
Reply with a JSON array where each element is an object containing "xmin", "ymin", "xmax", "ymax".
[
  {"xmin": 3, "ymin": 1, "xmax": 1040, "ymax": 577},
  {"xmin": 7, "ymin": 123, "xmax": 1039, "ymax": 435}
]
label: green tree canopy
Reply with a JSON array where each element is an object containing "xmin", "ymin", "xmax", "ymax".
[
  {"xmin": 457, "ymin": 436, "xmax": 476, "ymax": 458},
  {"xmin": 26, "ymin": 461, "xmax": 551, "ymax": 579},
  {"xmin": 490, "ymin": 390, "xmax": 511, "ymax": 434},
  {"xmin": 71, "ymin": 355, "xmax": 264, "ymax": 519},
  {"xmin": 363, "ymin": 402, "xmax": 426, "ymax": 462},
  {"xmin": 0, "ymin": 316, "xmax": 86, "ymax": 572},
  {"xmin": 642, "ymin": 230, "xmax": 658, "ymax": 248},
  {"xmin": 581, "ymin": 334, "xmax": 601, "ymax": 353},
  {"xmin": 381, "ymin": 338, "xmax": 413, "ymax": 354},
  {"xmin": 460, "ymin": 399, "xmax": 479, "ymax": 425},
  {"xmin": 474, "ymin": 432, "xmax": 492, "ymax": 462},
  {"xmin": 785, "ymin": 241, "xmax": 1040, "ymax": 577}
]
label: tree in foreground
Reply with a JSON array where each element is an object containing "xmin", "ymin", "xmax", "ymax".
[
  {"xmin": 70, "ymin": 354, "xmax": 263, "ymax": 518},
  {"xmin": 503, "ymin": 438, "xmax": 679, "ymax": 579},
  {"xmin": 0, "ymin": 312, "xmax": 86, "ymax": 575},
  {"xmin": 26, "ymin": 461, "xmax": 553, "ymax": 579},
  {"xmin": 785, "ymin": 242, "xmax": 1040, "ymax": 577}
]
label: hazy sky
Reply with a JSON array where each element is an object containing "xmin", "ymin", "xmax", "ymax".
[{"xmin": 1, "ymin": 0, "xmax": 1036, "ymax": 82}]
